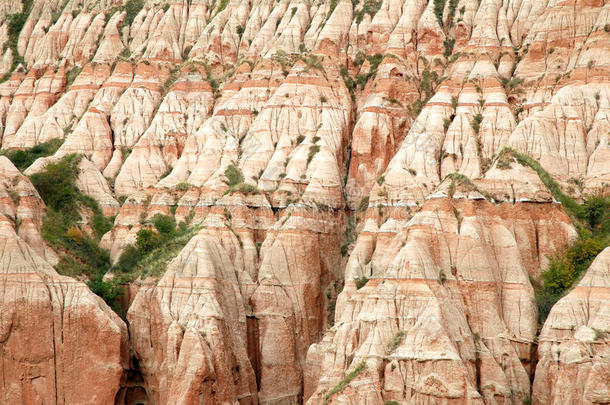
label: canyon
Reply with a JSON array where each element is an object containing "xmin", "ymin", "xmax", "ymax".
[{"xmin": 0, "ymin": 0, "xmax": 608, "ymax": 404}]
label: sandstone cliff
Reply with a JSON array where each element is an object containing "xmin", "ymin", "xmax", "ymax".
[{"xmin": 0, "ymin": 0, "xmax": 608, "ymax": 404}]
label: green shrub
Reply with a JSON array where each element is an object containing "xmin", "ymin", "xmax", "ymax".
[
  {"xmin": 88, "ymin": 276, "xmax": 123, "ymax": 312},
  {"xmin": 174, "ymin": 182, "xmax": 192, "ymax": 191},
  {"xmin": 1, "ymin": 138, "xmax": 64, "ymax": 171},
  {"xmin": 114, "ymin": 216, "xmax": 200, "ymax": 277},
  {"xmin": 123, "ymin": 0, "xmax": 144, "ymax": 27},
  {"xmin": 152, "ymin": 214, "xmax": 176, "ymax": 236},
  {"xmin": 433, "ymin": 0, "xmax": 446, "ymax": 27},
  {"xmin": 542, "ymin": 238, "xmax": 603, "ymax": 297},
  {"xmin": 354, "ymin": 0, "xmax": 382, "ymax": 24},
  {"xmin": 224, "ymin": 163, "xmax": 244, "ymax": 186},
  {"xmin": 443, "ymin": 38, "xmax": 455, "ymax": 58},
  {"xmin": 324, "ymin": 361, "xmax": 366, "ymax": 402},
  {"xmin": 581, "ymin": 195, "xmax": 610, "ymax": 232},
  {"xmin": 300, "ymin": 54, "xmax": 325, "ymax": 73},
  {"xmin": 510, "ymin": 149, "xmax": 610, "ymax": 325},
  {"xmin": 66, "ymin": 66, "xmax": 82, "ymax": 87},
  {"xmin": 355, "ymin": 276, "xmax": 369, "ymax": 289},
  {"xmin": 135, "ymin": 228, "xmax": 162, "ymax": 253},
  {"xmin": 114, "ymin": 245, "xmax": 143, "ymax": 273},
  {"xmin": 385, "ymin": 331, "xmax": 405, "ymax": 354},
  {"xmin": 228, "ymin": 182, "xmax": 259, "ymax": 195},
  {"xmin": 325, "ymin": 0, "xmax": 339, "ymax": 20},
  {"xmin": 30, "ymin": 154, "xmax": 81, "ymax": 216},
  {"xmin": 358, "ymin": 196, "xmax": 369, "ymax": 212},
  {"xmin": 307, "ymin": 144, "xmax": 320, "ymax": 165},
  {"xmin": 496, "ymin": 152, "xmax": 514, "ymax": 170},
  {"xmin": 470, "ymin": 113, "xmax": 483, "ymax": 134},
  {"xmin": 215, "ymin": 0, "xmax": 230, "ymax": 16}
]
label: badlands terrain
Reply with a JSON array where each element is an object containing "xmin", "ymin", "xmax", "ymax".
[{"xmin": 0, "ymin": 0, "xmax": 609, "ymax": 404}]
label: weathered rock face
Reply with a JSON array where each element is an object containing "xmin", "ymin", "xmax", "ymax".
[
  {"xmin": 532, "ymin": 247, "xmax": 610, "ymax": 405},
  {"xmin": 0, "ymin": 0, "xmax": 608, "ymax": 404},
  {"xmin": 305, "ymin": 195, "xmax": 577, "ymax": 405},
  {"xmin": 127, "ymin": 223, "xmax": 259, "ymax": 405},
  {"xmin": 0, "ymin": 158, "xmax": 128, "ymax": 404}
]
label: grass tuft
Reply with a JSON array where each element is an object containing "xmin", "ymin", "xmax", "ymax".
[{"xmin": 324, "ymin": 361, "xmax": 366, "ymax": 403}]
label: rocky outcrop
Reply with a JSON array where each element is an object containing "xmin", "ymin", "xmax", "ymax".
[
  {"xmin": 0, "ymin": 157, "xmax": 128, "ymax": 404},
  {"xmin": 127, "ymin": 222, "xmax": 259, "ymax": 405},
  {"xmin": 305, "ymin": 194, "xmax": 577, "ymax": 404},
  {"xmin": 532, "ymin": 247, "xmax": 610, "ymax": 405},
  {"xmin": 0, "ymin": 0, "xmax": 608, "ymax": 404}
]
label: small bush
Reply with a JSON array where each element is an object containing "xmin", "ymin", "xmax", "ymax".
[
  {"xmin": 542, "ymin": 238, "xmax": 603, "ymax": 297},
  {"xmin": 66, "ymin": 66, "xmax": 82, "ymax": 87},
  {"xmin": 340, "ymin": 216, "xmax": 357, "ymax": 256},
  {"xmin": 30, "ymin": 154, "xmax": 81, "ymax": 215},
  {"xmin": 354, "ymin": 0, "xmax": 382, "ymax": 24},
  {"xmin": 66, "ymin": 225, "xmax": 84, "ymax": 243},
  {"xmin": 300, "ymin": 54, "xmax": 325, "ymax": 74},
  {"xmin": 355, "ymin": 276, "xmax": 369, "ymax": 289},
  {"xmin": 324, "ymin": 361, "xmax": 366, "ymax": 402},
  {"xmin": 385, "ymin": 331, "xmax": 405, "ymax": 354},
  {"xmin": 438, "ymin": 270, "xmax": 447, "ymax": 284},
  {"xmin": 173, "ymin": 182, "xmax": 192, "ymax": 191},
  {"xmin": 135, "ymin": 228, "xmax": 162, "ymax": 253},
  {"xmin": 307, "ymin": 145, "xmax": 320, "ymax": 166},
  {"xmin": 152, "ymin": 214, "xmax": 176, "ymax": 236},
  {"xmin": 88, "ymin": 276, "xmax": 123, "ymax": 312},
  {"xmin": 358, "ymin": 196, "xmax": 369, "ymax": 212},
  {"xmin": 433, "ymin": 0, "xmax": 446, "ymax": 27},
  {"xmin": 580, "ymin": 196, "xmax": 610, "ymax": 232},
  {"xmin": 496, "ymin": 152, "xmax": 514, "ymax": 170},
  {"xmin": 471, "ymin": 113, "xmax": 483, "ymax": 134},
  {"xmin": 114, "ymin": 245, "xmax": 143, "ymax": 273},
  {"xmin": 224, "ymin": 163, "xmax": 244, "ymax": 187},
  {"xmin": 229, "ymin": 182, "xmax": 259, "ymax": 195}
]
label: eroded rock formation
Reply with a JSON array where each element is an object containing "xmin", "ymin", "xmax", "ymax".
[{"xmin": 0, "ymin": 0, "xmax": 608, "ymax": 404}]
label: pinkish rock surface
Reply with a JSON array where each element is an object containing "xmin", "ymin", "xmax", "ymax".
[{"xmin": 0, "ymin": 0, "xmax": 607, "ymax": 403}]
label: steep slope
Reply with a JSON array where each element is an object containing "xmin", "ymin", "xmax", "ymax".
[
  {"xmin": 0, "ymin": 0, "xmax": 608, "ymax": 404},
  {"xmin": 0, "ymin": 157, "xmax": 128, "ymax": 404},
  {"xmin": 305, "ymin": 191, "xmax": 576, "ymax": 404},
  {"xmin": 532, "ymin": 247, "xmax": 610, "ymax": 405}
]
